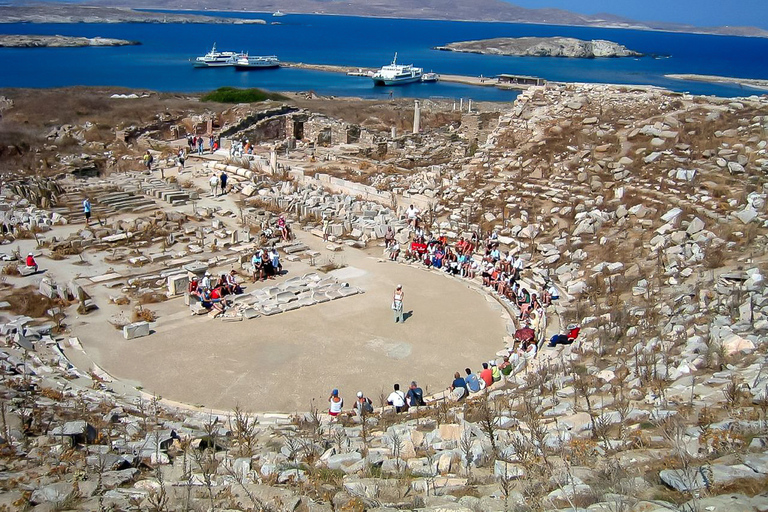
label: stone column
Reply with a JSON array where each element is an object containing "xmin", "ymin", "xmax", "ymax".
[{"xmin": 413, "ymin": 100, "xmax": 421, "ymax": 134}]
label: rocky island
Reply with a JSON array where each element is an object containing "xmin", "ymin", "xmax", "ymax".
[
  {"xmin": 0, "ymin": 35, "xmax": 140, "ymax": 48},
  {"xmin": 0, "ymin": 5, "xmax": 265, "ymax": 24},
  {"xmin": 435, "ymin": 36, "xmax": 642, "ymax": 58}
]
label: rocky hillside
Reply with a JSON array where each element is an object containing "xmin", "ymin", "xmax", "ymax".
[
  {"xmin": 435, "ymin": 37, "xmax": 642, "ymax": 58},
  {"xmin": 0, "ymin": 35, "xmax": 140, "ymax": 48}
]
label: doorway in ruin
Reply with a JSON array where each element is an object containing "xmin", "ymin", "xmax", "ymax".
[{"xmin": 292, "ymin": 120, "xmax": 304, "ymax": 140}]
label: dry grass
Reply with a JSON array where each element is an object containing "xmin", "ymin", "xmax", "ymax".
[
  {"xmin": 132, "ymin": 306, "xmax": 157, "ymax": 323},
  {"xmin": 1, "ymin": 285, "xmax": 60, "ymax": 317},
  {"xmin": 1, "ymin": 263, "xmax": 19, "ymax": 276}
]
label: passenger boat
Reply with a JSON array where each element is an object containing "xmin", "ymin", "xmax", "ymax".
[
  {"xmin": 233, "ymin": 54, "xmax": 281, "ymax": 70},
  {"xmin": 193, "ymin": 43, "xmax": 241, "ymax": 68},
  {"xmin": 273, "ymin": 10, "xmax": 285, "ymax": 16},
  {"xmin": 371, "ymin": 53, "xmax": 423, "ymax": 86},
  {"xmin": 421, "ymin": 72, "xmax": 439, "ymax": 83}
]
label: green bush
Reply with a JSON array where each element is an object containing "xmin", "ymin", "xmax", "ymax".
[{"xmin": 200, "ymin": 87, "xmax": 288, "ymax": 103}]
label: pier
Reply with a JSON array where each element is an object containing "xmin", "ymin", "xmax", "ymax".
[{"xmin": 282, "ymin": 62, "xmax": 544, "ymax": 90}]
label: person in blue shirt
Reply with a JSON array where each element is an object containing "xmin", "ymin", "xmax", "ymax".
[
  {"xmin": 464, "ymin": 368, "xmax": 481, "ymax": 394},
  {"xmin": 451, "ymin": 372, "xmax": 468, "ymax": 401},
  {"xmin": 406, "ymin": 381, "xmax": 425, "ymax": 407}
]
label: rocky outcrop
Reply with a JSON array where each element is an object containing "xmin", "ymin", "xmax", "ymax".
[
  {"xmin": 435, "ymin": 36, "xmax": 642, "ymax": 58},
  {"xmin": 0, "ymin": 35, "xmax": 140, "ymax": 48}
]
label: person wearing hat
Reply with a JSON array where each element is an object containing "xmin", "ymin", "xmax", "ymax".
[
  {"xmin": 328, "ymin": 389, "xmax": 343, "ymax": 419},
  {"xmin": 392, "ymin": 284, "xmax": 404, "ymax": 323},
  {"xmin": 25, "ymin": 253, "xmax": 38, "ymax": 272},
  {"xmin": 200, "ymin": 271, "xmax": 212, "ymax": 291},
  {"xmin": 353, "ymin": 391, "xmax": 373, "ymax": 417},
  {"xmin": 188, "ymin": 276, "xmax": 200, "ymax": 297}
]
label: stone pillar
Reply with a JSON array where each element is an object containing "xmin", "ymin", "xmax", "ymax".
[
  {"xmin": 391, "ymin": 126, "xmax": 396, "ymax": 138},
  {"xmin": 468, "ymin": 99, "xmax": 472, "ymax": 113},
  {"xmin": 270, "ymin": 149, "xmax": 277, "ymax": 174},
  {"xmin": 459, "ymin": 98, "xmax": 463, "ymax": 111},
  {"xmin": 413, "ymin": 100, "xmax": 420, "ymax": 134}
]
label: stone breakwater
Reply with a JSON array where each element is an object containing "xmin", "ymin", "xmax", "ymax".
[
  {"xmin": 435, "ymin": 36, "xmax": 643, "ymax": 58},
  {"xmin": 0, "ymin": 35, "xmax": 140, "ymax": 48}
]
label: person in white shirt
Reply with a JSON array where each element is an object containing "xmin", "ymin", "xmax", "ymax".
[
  {"xmin": 209, "ymin": 174, "xmax": 219, "ymax": 196},
  {"xmin": 200, "ymin": 271, "xmax": 212, "ymax": 291},
  {"xmin": 513, "ymin": 257, "xmax": 524, "ymax": 279},
  {"xmin": 387, "ymin": 383, "xmax": 407, "ymax": 413},
  {"xmin": 405, "ymin": 204, "xmax": 420, "ymax": 228}
]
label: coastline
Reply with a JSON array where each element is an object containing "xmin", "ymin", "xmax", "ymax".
[
  {"xmin": 665, "ymin": 73, "xmax": 768, "ymax": 91},
  {"xmin": 138, "ymin": 7, "xmax": 768, "ymax": 39}
]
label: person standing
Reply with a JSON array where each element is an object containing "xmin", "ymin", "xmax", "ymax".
[
  {"xmin": 392, "ymin": 284, "xmax": 404, "ymax": 323},
  {"xmin": 322, "ymin": 215, "xmax": 331, "ymax": 242},
  {"xmin": 143, "ymin": 150, "xmax": 153, "ymax": 171},
  {"xmin": 209, "ymin": 135, "xmax": 215, "ymax": 153},
  {"xmin": 220, "ymin": 172, "xmax": 228, "ymax": 195},
  {"xmin": 209, "ymin": 174, "xmax": 218, "ymax": 197},
  {"xmin": 328, "ymin": 389, "xmax": 343, "ymax": 420},
  {"xmin": 178, "ymin": 148, "xmax": 186, "ymax": 171},
  {"xmin": 83, "ymin": 197, "xmax": 91, "ymax": 225},
  {"xmin": 197, "ymin": 137, "xmax": 204, "ymax": 155}
]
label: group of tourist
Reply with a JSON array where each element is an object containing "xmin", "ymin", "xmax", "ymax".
[
  {"xmin": 229, "ymin": 139, "xmax": 254, "ymax": 157},
  {"xmin": 250, "ymin": 247, "xmax": 282, "ymax": 282},
  {"xmin": 187, "ymin": 133, "xmax": 219, "ymax": 155},
  {"xmin": 327, "ymin": 381, "xmax": 426, "ymax": 420}
]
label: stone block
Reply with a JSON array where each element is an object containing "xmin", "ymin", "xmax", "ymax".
[
  {"xmin": 19, "ymin": 266, "xmax": 37, "ymax": 276},
  {"xmin": 39, "ymin": 278, "xmax": 57, "ymax": 299},
  {"xmin": 167, "ymin": 274, "xmax": 190, "ymax": 296},
  {"xmin": 122, "ymin": 322, "xmax": 150, "ymax": 340}
]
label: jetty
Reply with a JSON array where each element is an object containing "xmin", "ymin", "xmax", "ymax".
[{"xmin": 283, "ymin": 61, "xmax": 545, "ymax": 90}]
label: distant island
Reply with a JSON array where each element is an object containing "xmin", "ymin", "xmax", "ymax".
[
  {"xmin": 666, "ymin": 73, "xmax": 768, "ymax": 91},
  {"xmin": 0, "ymin": 5, "xmax": 265, "ymax": 24},
  {"xmin": 0, "ymin": 35, "xmax": 140, "ymax": 47},
  {"xmin": 435, "ymin": 37, "xmax": 642, "ymax": 58}
]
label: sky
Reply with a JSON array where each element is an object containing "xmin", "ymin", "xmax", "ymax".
[{"xmin": 508, "ymin": 0, "xmax": 768, "ymax": 30}]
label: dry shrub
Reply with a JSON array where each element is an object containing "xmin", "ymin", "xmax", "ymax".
[
  {"xmin": 1, "ymin": 285, "xmax": 59, "ymax": 317},
  {"xmin": 138, "ymin": 292, "xmax": 168, "ymax": 305},
  {"xmin": 132, "ymin": 306, "xmax": 157, "ymax": 323},
  {"xmin": 1, "ymin": 263, "xmax": 19, "ymax": 276}
]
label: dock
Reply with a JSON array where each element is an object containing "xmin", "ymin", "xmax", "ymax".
[{"xmin": 281, "ymin": 62, "xmax": 544, "ymax": 91}]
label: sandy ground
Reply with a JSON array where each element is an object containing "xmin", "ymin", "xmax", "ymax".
[
  {"xmin": 73, "ymin": 235, "xmax": 510, "ymax": 412},
  {"xmin": 0, "ymin": 156, "xmax": 511, "ymax": 413}
]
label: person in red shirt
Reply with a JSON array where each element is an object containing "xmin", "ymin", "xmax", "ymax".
[
  {"xmin": 25, "ymin": 253, "xmax": 37, "ymax": 272},
  {"xmin": 479, "ymin": 362, "xmax": 493, "ymax": 388}
]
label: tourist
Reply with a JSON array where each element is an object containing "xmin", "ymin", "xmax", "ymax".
[
  {"xmin": 188, "ymin": 276, "xmax": 200, "ymax": 297},
  {"xmin": 328, "ymin": 389, "xmax": 343, "ymax": 419},
  {"xmin": 322, "ymin": 215, "xmax": 331, "ymax": 242},
  {"xmin": 389, "ymin": 241, "xmax": 400, "ymax": 261},
  {"xmin": 450, "ymin": 371, "xmax": 468, "ymax": 401},
  {"xmin": 25, "ymin": 253, "xmax": 37, "ymax": 272},
  {"xmin": 187, "ymin": 133, "xmax": 194, "ymax": 150},
  {"xmin": 353, "ymin": 391, "xmax": 374, "ymax": 417},
  {"xmin": 514, "ymin": 321, "xmax": 535, "ymax": 345},
  {"xmin": 465, "ymin": 368, "xmax": 481, "ymax": 394},
  {"xmin": 225, "ymin": 270, "xmax": 242, "ymax": 295},
  {"xmin": 251, "ymin": 251, "xmax": 264, "ymax": 282},
  {"xmin": 406, "ymin": 381, "xmax": 426, "ymax": 407},
  {"xmin": 384, "ymin": 226, "xmax": 395, "ymax": 247},
  {"xmin": 220, "ymin": 172, "xmax": 228, "ymax": 195},
  {"xmin": 143, "ymin": 150, "xmax": 153, "ymax": 171},
  {"xmin": 209, "ymin": 174, "xmax": 218, "ymax": 196},
  {"xmin": 479, "ymin": 362, "xmax": 493, "ymax": 388},
  {"xmin": 209, "ymin": 135, "xmax": 215, "ymax": 153},
  {"xmin": 498, "ymin": 356, "xmax": 512, "ymax": 377},
  {"xmin": 392, "ymin": 284, "xmax": 404, "ymax": 323},
  {"xmin": 277, "ymin": 215, "xmax": 290, "ymax": 241},
  {"xmin": 197, "ymin": 137, "xmax": 204, "ymax": 155},
  {"xmin": 200, "ymin": 271, "xmax": 212, "ymax": 291},
  {"xmin": 269, "ymin": 247, "xmax": 281, "ymax": 276},
  {"xmin": 83, "ymin": 197, "xmax": 91, "ymax": 225},
  {"xmin": 387, "ymin": 383, "xmax": 407, "ymax": 413},
  {"xmin": 490, "ymin": 360, "xmax": 501, "ymax": 382},
  {"xmin": 548, "ymin": 324, "xmax": 581, "ymax": 348},
  {"xmin": 405, "ymin": 204, "xmax": 420, "ymax": 228},
  {"xmin": 177, "ymin": 148, "xmax": 185, "ymax": 170}
]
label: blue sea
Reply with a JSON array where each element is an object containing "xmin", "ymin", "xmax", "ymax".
[{"xmin": 1, "ymin": 11, "xmax": 767, "ymax": 101}]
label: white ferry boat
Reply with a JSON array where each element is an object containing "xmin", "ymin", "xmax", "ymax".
[
  {"xmin": 193, "ymin": 43, "xmax": 241, "ymax": 68},
  {"xmin": 371, "ymin": 53, "xmax": 423, "ymax": 86},
  {"xmin": 273, "ymin": 10, "xmax": 285, "ymax": 16},
  {"xmin": 234, "ymin": 54, "xmax": 281, "ymax": 70}
]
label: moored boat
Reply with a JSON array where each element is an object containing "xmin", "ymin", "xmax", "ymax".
[
  {"xmin": 421, "ymin": 72, "xmax": 439, "ymax": 83},
  {"xmin": 233, "ymin": 54, "xmax": 281, "ymax": 70},
  {"xmin": 371, "ymin": 53, "xmax": 423, "ymax": 86},
  {"xmin": 193, "ymin": 43, "xmax": 241, "ymax": 68}
]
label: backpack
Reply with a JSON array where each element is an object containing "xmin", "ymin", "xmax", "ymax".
[{"xmin": 362, "ymin": 398, "xmax": 373, "ymax": 414}]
